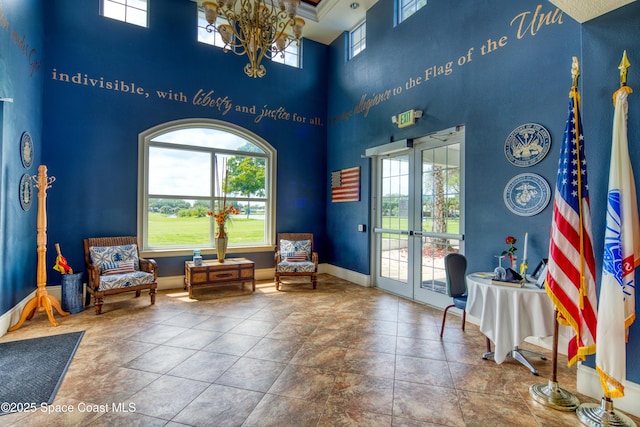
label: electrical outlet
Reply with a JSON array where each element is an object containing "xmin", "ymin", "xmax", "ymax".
[{"xmin": 358, "ymin": 224, "xmax": 366, "ymax": 232}]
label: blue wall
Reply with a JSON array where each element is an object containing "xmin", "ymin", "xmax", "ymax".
[
  {"xmin": 40, "ymin": 0, "xmax": 328, "ymax": 278},
  {"xmin": 325, "ymin": 0, "xmax": 640, "ymax": 391},
  {"xmin": 0, "ymin": 0, "xmax": 43, "ymax": 315},
  {"xmin": 1, "ymin": 0, "xmax": 639, "ymax": 387}
]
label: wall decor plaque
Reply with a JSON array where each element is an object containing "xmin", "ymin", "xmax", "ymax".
[
  {"xmin": 503, "ymin": 173, "xmax": 551, "ymax": 216},
  {"xmin": 19, "ymin": 173, "xmax": 34, "ymax": 211},
  {"xmin": 20, "ymin": 131, "xmax": 34, "ymax": 169},
  {"xmin": 504, "ymin": 123, "xmax": 551, "ymax": 167}
]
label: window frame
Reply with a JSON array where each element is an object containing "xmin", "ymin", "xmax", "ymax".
[
  {"xmin": 138, "ymin": 119, "xmax": 277, "ymax": 257},
  {"xmin": 397, "ymin": 0, "xmax": 427, "ymax": 24},
  {"xmin": 270, "ymin": 38, "xmax": 302, "ymax": 69},
  {"xmin": 349, "ymin": 20, "xmax": 366, "ymax": 59},
  {"xmin": 101, "ymin": 0, "xmax": 149, "ymax": 28}
]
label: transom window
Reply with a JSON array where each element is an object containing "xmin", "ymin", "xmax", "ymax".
[
  {"xmin": 271, "ymin": 39, "xmax": 301, "ymax": 68},
  {"xmin": 350, "ymin": 21, "xmax": 366, "ymax": 59},
  {"xmin": 139, "ymin": 120, "xmax": 276, "ymax": 252},
  {"xmin": 197, "ymin": 7, "xmax": 230, "ymax": 49},
  {"xmin": 398, "ymin": 0, "xmax": 427, "ymax": 24},
  {"xmin": 102, "ymin": 0, "xmax": 148, "ymax": 27}
]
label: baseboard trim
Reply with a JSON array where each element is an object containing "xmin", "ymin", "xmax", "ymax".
[
  {"xmin": 319, "ymin": 263, "xmax": 371, "ymax": 287},
  {"xmin": 577, "ymin": 364, "xmax": 640, "ymax": 418}
]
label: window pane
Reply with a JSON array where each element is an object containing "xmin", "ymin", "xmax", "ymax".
[
  {"xmin": 272, "ymin": 39, "xmax": 300, "ymax": 68},
  {"xmin": 350, "ymin": 21, "xmax": 366, "ymax": 58},
  {"xmin": 127, "ymin": 8, "xmax": 147, "ymax": 27},
  {"xmin": 149, "ymin": 147, "xmax": 211, "ymax": 197},
  {"xmin": 103, "ymin": 2, "xmax": 126, "ymax": 20},
  {"xmin": 152, "ymin": 128, "xmax": 265, "ymax": 153},
  {"xmin": 399, "ymin": 0, "xmax": 427, "ymax": 23},
  {"xmin": 147, "ymin": 198, "xmax": 212, "ymax": 247},
  {"xmin": 129, "ymin": 0, "xmax": 147, "ymax": 11}
]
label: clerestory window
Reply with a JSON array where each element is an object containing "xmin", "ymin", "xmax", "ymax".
[
  {"xmin": 102, "ymin": 0, "xmax": 148, "ymax": 27},
  {"xmin": 398, "ymin": 0, "xmax": 427, "ymax": 24}
]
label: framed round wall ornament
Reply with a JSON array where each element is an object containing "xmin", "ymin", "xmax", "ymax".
[
  {"xmin": 19, "ymin": 173, "xmax": 34, "ymax": 211},
  {"xmin": 503, "ymin": 173, "xmax": 551, "ymax": 216},
  {"xmin": 504, "ymin": 123, "xmax": 551, "ymax": 167},
  {"xmin": 20, "ymin": 131, "xmax": 34, "ymax": 169}
]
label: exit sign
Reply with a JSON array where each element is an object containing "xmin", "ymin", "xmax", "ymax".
[{"xmin": 397, "ymin": 110, "xmax": 415, "ymax": 128}]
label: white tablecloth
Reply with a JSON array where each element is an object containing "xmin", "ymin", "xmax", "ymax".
[{"xmin": 466, "ymin": 273, "xmax": 556, "ymax": 363}]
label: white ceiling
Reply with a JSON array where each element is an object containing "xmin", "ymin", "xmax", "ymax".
[
  {"xmin": 548, "ymin": 0, "xmax": 636, "ymax": 23},
  {"xmin": 297, "ymin": 0, "xmax": 378, "ymax": 45}
]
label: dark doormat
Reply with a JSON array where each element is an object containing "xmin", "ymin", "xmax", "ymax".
[{"xmin": 0, "ymin": 331, "xmax": 84, "ymax": 415}]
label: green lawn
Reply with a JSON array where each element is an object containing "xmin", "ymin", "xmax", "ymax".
[
  {"xmin": 147, "ymin": 213, "xmax": 459, "ymax": 247},
  {"xmin": 382, "ymin": 217, "xmax": 460, "ymax": 234},
  {"xmin": 148, "ymin": 212, "xmax": 264, "ymax": 246}
]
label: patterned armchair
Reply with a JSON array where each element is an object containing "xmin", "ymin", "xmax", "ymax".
[
  {"xmin": 83, "ymin": 236, "xmax": 157, "ymax": 314},
  {"xmin": 274, "ymin": 233, "xmax": 318, "ymax": 290}
]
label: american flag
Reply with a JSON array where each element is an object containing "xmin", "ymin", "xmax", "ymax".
[
  {"xmin": 331, "ymin": 166, "xmax": 360, "ymax": 202},
  {"xmin": 545, "ymin": 85, "xmax": 598, "ymax": 366}
]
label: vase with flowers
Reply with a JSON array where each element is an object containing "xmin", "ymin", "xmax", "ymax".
[
  {"xmin": 501, "ymin": 236, "xmax": 518, "ymax": 270},
  {"xmin": 208, "ymin": 162, "xmax": 240, "ymax": 262}
]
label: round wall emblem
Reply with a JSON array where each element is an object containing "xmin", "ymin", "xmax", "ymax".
[
  {"xmin": 19, "ymin": 173, "xmax": 34, "ymax": 211},
  {"xmin": 504, "ymin": 123, "xmax": 551, "ymax": 167},
  {"xmin": 503, "ymin": 173, "xmax": 551, "ymax": 216},
  {"xmin": 20, "ymin": 131, "xmax": 34, "ymax": 169}
]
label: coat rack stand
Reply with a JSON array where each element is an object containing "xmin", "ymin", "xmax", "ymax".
[{"xmin": 9, "ymin": 165, "xmax": 69, "ymax": 331}]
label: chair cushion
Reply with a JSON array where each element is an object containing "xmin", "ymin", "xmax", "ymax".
[
  {"xmin": 280, "ymin": 240, "xmax": 311, "ymax": 262},
  {"xmin": 453, "ymin": 295, "xmax": 467, "ymax": 310},
  {"xmin": 98, "ymin": 271, "xmax": 155, "ymax": 291},
  {"xmin": 89, "ymin": 244, "xmax": 140, "ymax": 274},
  {"xmin": 277, "ymin": 261, "xmax": 316, "ymax": 273}
]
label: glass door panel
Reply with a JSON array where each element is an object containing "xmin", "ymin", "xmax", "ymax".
[{"xmin": 375, "ymin": 155, "xmax": 413, "ymax": 298}]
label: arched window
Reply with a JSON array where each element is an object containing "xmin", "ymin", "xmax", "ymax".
[{"xmin": 138, "ymin": 119, "xmax": 276, "ymax": 253}]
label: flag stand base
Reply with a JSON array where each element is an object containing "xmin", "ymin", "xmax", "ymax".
[
  {"xmin": 529, "ymin": 380, "xmax": 580, "ymax": 411},
  {"xmin": 576, "ymin": 397, "xmax": 637, "ymax": 427}
]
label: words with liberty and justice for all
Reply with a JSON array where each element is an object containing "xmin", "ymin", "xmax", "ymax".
[{"xmin": 49, "ymin": 69, "xmax": 323, "ymax": 126}]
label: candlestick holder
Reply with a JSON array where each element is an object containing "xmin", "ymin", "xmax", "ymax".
[{"xmin": 519, "ymin": 259, "xmax": 528, "ymax": 284}]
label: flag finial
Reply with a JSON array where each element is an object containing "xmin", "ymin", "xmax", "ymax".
[
  {"xmin": 619, "ymin": 50, "xmax": 630, "ymax": 86},
  {"xmin": 571, "ymin": 56, "xmax": 580, "ymax": 87}
]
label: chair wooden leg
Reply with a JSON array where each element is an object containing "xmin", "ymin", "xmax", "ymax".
[
  {"xmin": 150, "ymin": 288, "xmax": 156, "ymax": 305},
  {"xmin": 94, "ymin": 297, "xmax": 103, "ymax": 315},
  {"xmin": 135, "ymin": 290, "xmax": 141, "ymax": 297},
  {"xmin": 440, "ymin": 304, "xmax": 453, "ymax": 337},
  {"xmin": 312, "ymin": 275, "xmax": 317, "ymax": 289},
  {"xmin": 461, "ymin": 309, "xmax": 466, "ymax": 331}
]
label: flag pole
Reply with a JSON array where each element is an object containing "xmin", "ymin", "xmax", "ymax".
[
  {"xmin": 529, "ymin": 57, "xmax": 584, "ymax": 411},
  {"xmin": 575, "ymin": 50, "xmax": 637, "ymax": 427}
]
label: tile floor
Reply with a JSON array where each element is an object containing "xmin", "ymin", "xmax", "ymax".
[{"xmin": 2, "ymin": 275, "xmax": 638, "ymax": 427}]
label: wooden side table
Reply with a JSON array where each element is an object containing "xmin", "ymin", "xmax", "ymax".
[{"xmin": 184, "ymin": 258, "xmax": 255, "ymax": 298}]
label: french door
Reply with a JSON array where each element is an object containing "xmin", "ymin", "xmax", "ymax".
[{"xmin": 373, "ymin": 127, "xmax": 464, "ymax": 306}]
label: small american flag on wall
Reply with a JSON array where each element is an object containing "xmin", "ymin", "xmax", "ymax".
[{"xmin": 331, "ymin": 166, "xmax": 360, "ymax": 202}]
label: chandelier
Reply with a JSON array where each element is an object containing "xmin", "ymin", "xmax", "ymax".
[{"xmin": 201, "ymin": 0, "xmax": 305, "ymax": 78}]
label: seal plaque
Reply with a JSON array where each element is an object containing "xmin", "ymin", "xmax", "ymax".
[
  {"xmin": 503, "ymin": 173, "xmax": 551, "ymax": 216},
  {"xmin": 504, "ymin": 123, "xmax": 551, "ymax": 167}
]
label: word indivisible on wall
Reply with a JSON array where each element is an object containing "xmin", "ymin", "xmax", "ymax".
[
  {"xmin": 49, "ymin": 69, "xmax": 323, "ymax": 128},
  {"xmin": 329, "ymin": 4, "xmax": 564, "ymax": 126}
]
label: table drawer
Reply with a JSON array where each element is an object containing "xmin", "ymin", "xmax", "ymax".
[
  {"xmin": 190, "ymin": 271, "xmax": 208, "ymax": 284},
  {"xmin": 240, "ymin": 267, "xmax": 254, "ymax": 278},
  {"xmin": 208, "ymin": 269, "xmax": 240, "ymax": 281}
]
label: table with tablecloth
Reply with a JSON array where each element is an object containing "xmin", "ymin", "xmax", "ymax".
[{"xmin": 466, "ymin": 273, "xmax": 556, "ymax": 370}]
